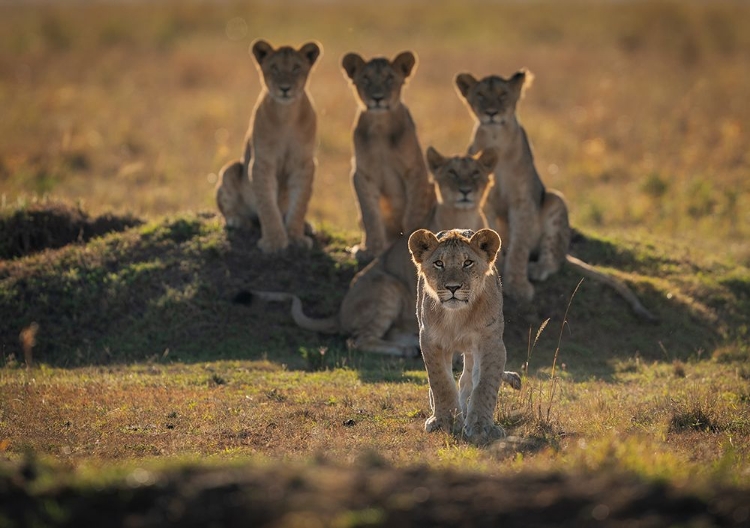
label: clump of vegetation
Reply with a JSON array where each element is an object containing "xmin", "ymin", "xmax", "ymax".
[{"xmin": 0, "ymin": 201, "xmax": 141, "ymax": 259}]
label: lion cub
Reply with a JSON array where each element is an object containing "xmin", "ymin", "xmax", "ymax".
[
  {"xmin": 409, "ymin": 228, "xmax": 521, "ymax": 445},
  {"xmin": 342, "ymin": 51, "xmax": 435, "ymax": 263},
  {"xmin": 456, "ymin": 70, "xmax": 656, "ymax": 321},
  {"xmin": 216, "ymin": 39, "xmax": 321, "ymax": 253}
]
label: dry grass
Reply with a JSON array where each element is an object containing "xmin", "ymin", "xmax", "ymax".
[
  {"xmin": 2, "ymin": 356, "xmax": 748, "ymax": 487},
  {"xmin": 1, "ymin": 1, "xmax": 749, "ymax": 516},
  {"xmin": 0, "ymin": 0, "xmax": 748, "ymax": 259}
]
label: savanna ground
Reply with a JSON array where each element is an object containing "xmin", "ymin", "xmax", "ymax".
[{"xmin": 1, "ymin": 0, "xmax": 749, "ymax": 526}]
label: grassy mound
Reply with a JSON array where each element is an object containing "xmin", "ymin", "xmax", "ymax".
[
  {"xmin": 1, "ymin": 207, "xmax": 356, "ymax": 368},
  {"xmin": 1, "ymin": 205, "xmax": 747, "ymax": 376}
]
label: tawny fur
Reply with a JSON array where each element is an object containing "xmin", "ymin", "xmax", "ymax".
[
  {"xmin": 456, "ymin": 70, "xmax": 656, "ymax": 322},
  {"xmin": 342, "ymin": 51, "xmax": 435, "ymax": 263},
  {"xmin": 215, "ymin": 39, "xmax": 321, "ymax": 254},
  {"xmin": 409, "ymin": 228, "xmax": 521, "ymax": 445}
]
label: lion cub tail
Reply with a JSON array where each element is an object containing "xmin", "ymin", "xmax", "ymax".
[
  {"xmin": 234, "ymin": 290, "xmax": 340, "ymax": 334},
  {"xmin": 565, "ymin": 255, "xmax": 658, "ymax": 323}
]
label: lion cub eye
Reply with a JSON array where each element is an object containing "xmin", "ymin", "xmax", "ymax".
[
  {"xmin": 433, "ymin": 260, "xmax": 444, "ymax": 269},
  {"xmin": 270, "ymin": 65, "xmax": 279, "ymax": 74},
  {"xmin": 463, "ymin": 260, "xmax": 474, "ymax": 268},
  {"xmin": 291, "ymin": 64, "xmax": 301, "ymax": 73},
  {"xmin": 362, "ymin": 77, "xmax": 371, "ymax": 87}
]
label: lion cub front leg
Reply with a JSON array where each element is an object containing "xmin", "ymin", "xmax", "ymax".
[
  {"xmin": 528, "ymin": 190, "xmax": 571, "ymax": 282},
  {"xmin": 352, "ymin": 169, "xmax": 388, "ymax": 262},
  {"xmin": 504, "ymin": 209, "xmax": 537, "ymax": 302},
  {"xmin": 284, "ymin": 159, "xmax": 315, "ymax": 249},
  {"xmin": 252, "ymin": 158, "xmax": 289, "ymax": 254},
  {"xmin": 422, "ymin": 344, "xmax": 463, "ymax": 434},
  {"xmin": 463, "ymin": 344, "xmax": 507, "ymax": 445}
]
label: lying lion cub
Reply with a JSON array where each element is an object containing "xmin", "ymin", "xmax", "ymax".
[
  {"xmin": 409, "ymin": 228, "xmax": 521, "ymax": 445},
  {"xmin": 244, "ymin": 149, "xmax": 497, "ymax": 357},
  {"xmin": 216, "ymin": 39, "xmax": 321, "ymax": 253},
  {"xmin": 342, "ymin": 51, "xmax": 435, "ymax": 263}
]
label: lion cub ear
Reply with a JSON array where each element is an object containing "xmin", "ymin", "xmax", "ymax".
[
  {"xmin": 392, "ymin": 51, "xmax": 417, "ymax": 78},
  {"xmin": 299, "ymin": 42, "xmax": 322, "ymax": 66},
  {"xmin": 469, "ymin": 229, "xmax": 501, "ymax": 265},
  {"xmin": 455, "ymin": 73, "xmax": 478, "ymax": 98},
  {"xmin": 508, "ymin": 68, "xmax": 534, "ymax": 99},
  {"xmin": 426, "ymin": 147, "xmax": 447, "ymax": 175},
  {"xmin": 476, "ymin": 149, "xmax": 498, "ymax": 174},
  {"xmin": 252, "ymin": 39, "xmax": 274, "ymax": 66},
  {"xmin": 342, "ymin": 53, "xmax": 366, "ymax": 80},
  {"xmin": 408, "ymin": 229, "xmax": 439, "ymax": 266}
]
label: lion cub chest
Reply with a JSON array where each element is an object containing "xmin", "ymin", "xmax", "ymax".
[{"xmin": 354, "ymin": 114, "xmax": 413, "ymax": 189}]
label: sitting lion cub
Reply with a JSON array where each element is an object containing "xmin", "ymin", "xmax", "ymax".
[
  {"xmin": 216, "ymin": 39, "xmax": 321, "ymax": 253},
  {"xmin": 342, "ymin": 51, "xmax": 435, "ymax": 262},
  {"xmin": 456, "ymin": 69, "xmax": 656, "ymax": 321},
  {"xmin": 409, "ymin": 228, "xmax": 521, "ymax": 445}
]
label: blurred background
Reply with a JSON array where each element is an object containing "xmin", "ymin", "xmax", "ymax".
[{"xmin": 1, "ymin": 0, "xmax": 748, "ymax": 260}]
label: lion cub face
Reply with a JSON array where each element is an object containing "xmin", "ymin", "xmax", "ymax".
[
  {"xmin": 341, "ymin": 51, "xmax": 416, "ymax": 112},
  {"xmin": 252, "ymin": 40, "xmax": 321, "ymax": 104},
  {"xmin": 426, "ymin": 147, "xmax": 497, "ymax": 210},
  {"xmin": 455, "ymin": 70, "xmax": 532, "ymax": 126},
  {"xmin": 409, "ymin": 229, "xmax": 501, "ymax": 310}
]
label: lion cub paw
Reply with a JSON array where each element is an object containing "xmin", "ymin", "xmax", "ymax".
[
  {"xmin": 425, "ymin": 414, "xmax": 463, "ymax": 435},
  {"xmin": 257, "ymin": 236, "xmax": 289, "ymax": 254},
  {"xmin": 506, "ymin": 278, "xmax": 535, "ymax": 303},
  {"xmin": 527, "ymin": 262, "xmax": 552, "ymax": 282},
  {"xmin": 463, "ymin": 422, "xmax": 506, "ymax": 446},
  {"xmin": 289, "ymin": 234, "xmax": 314, "ymax": 250},
  {"xmin": 351, "ymin": 245, "xmax": 374, "ymax": 265}
]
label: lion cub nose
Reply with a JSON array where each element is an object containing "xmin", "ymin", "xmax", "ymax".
[{"xmin": 446, "ymin": 284, "xmax": 461, "ymax": 295}]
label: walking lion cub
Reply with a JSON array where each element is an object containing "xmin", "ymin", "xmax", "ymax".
[
  {"xmin": 409, "ymin": 228, "xmax": 521, "ymax": 445},
  {"xmin": 216, "ymin": 39, "xmax": 321, "ymax": 253}
]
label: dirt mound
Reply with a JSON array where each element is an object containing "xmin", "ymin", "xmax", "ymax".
[
  {"xmin": 2, "ymin": 461, "xmax": 747, "ymax": 527},
  {"xmin": 0, "ymin": 202, "xmax": 142, "ymax": 259}
]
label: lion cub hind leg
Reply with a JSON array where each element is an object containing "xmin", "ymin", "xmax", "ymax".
[
  {"xmin": 340, "ymin": 274, "xmax": 418, "ymax": 358},
  {"xmin": 528, "ymin": 190, "xmax": 571, "ymax": 282},
  {"xmin": 216, "ymin": 160, "xmax": 257, "ymax": 229}
]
